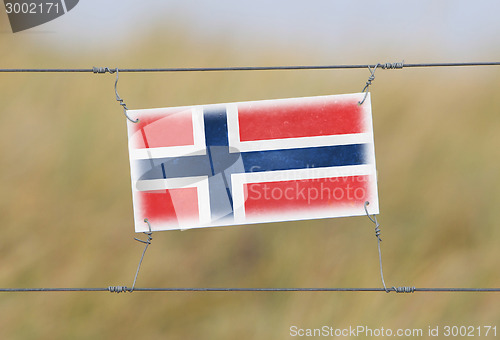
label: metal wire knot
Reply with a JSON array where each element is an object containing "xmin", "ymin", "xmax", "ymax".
[
  {"xmin": 108, "ymin": 286, "xmax": 129, "ymax": 293},
  {"xmin": 364, "ymin": 201, "xmax": 382, "ymax": 242},
  {"xmin": 134, "ymin": 219, "xmax": 153, "ymax": 245},
  {"xmin": 380, "ymin": 61, "xmax": 404, "ymax": 70},
  {"xmin": 358, "ymin": 61, "xmax": 404, "ymax": 105},
  {"xmin": 358, "ymin": 64, "xmax": 378, "ymax": 105},
  {"xmin": 92, "ymin": 67, "xmax": 115, "ymax": 74},
  {"xmin": 392, "ymin": 286, "xmax": 416, "ymax": 293}
]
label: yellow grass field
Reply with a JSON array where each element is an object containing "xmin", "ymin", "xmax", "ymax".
[{"xmin": 1, "ymin": 18, "xmax": 499, "ymax": 339}]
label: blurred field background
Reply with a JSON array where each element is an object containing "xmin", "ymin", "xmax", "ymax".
[{"xmin": 1, "ymin": 2, "xmax": 500, "ymax": 339}]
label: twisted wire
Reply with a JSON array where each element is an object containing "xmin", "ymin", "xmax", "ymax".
[
  {"xmin": 92, "ymin": 67, "xmax": 115, "ymax": 74},
  {"xmin": 108, "ymin": 286, "xmax": 129, "ymax": 293},
  {"xmin": 379, "ymin": 61, "xmax": 404, "ymax": 69},
  {"xmin": 112, "ymin": 68, "xmax": 138, "ymax": 123},
  {"xmin": 391, "ymin": 286, "xmax": 415, "ymax": 293},
  {"xmin": 363, "ymin": 202, "xmax": 416, "ymax": 294},
  {"xmin": 363, "ymin": 201, "xmax": 389, "ymax": 292},
  {"xmin": 130, "ymin": 219, "xmax": 154, "ymax": 292},
  {"xmin": 358, "ymin": 64, "xmax": 379, "ymax": 105}
]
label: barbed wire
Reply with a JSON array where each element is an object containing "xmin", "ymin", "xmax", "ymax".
[{"xmin": 0, "ymin": 61, "xmax": 499, "ymax": 73}]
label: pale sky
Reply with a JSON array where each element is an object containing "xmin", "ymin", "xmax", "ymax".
[{"xmin": 4, "ymin": 0, "xmax": 500, "ymax": 61}]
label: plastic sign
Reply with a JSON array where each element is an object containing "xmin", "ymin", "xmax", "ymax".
[{"xmin": 127, "ymin": 93, "xmax": 379, "ymax": 232}]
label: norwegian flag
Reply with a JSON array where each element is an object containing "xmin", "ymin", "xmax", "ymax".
[{"xmin": 127, "ymin": 93, "xmax": 379, "ymax": 232}]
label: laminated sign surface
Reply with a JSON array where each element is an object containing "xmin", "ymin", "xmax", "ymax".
[{"xmin": 127, "ymin": 93, "xmax": 379, "ymax": 232}]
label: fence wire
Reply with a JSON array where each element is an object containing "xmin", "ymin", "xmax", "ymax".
[
  {"xmin": 0, "ymin": 61, "xmax": 499, "ymax": 73},
  {"xmin": 1, "ymin": 287, "xmax": 499, "ymax": 293}
]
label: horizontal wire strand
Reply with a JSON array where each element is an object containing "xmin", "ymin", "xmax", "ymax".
[
  {"xmin": 1, "ymin": 287, "xmax": 500, "ymax": 293},
  {"xmin": 0, "ymin": 62, "xmax": 500, "ymax": 73}
]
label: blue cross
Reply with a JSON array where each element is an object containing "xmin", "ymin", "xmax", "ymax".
[{"xmin": 135, "ymin": 106, "xmax": 367, "ymax": 223}]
